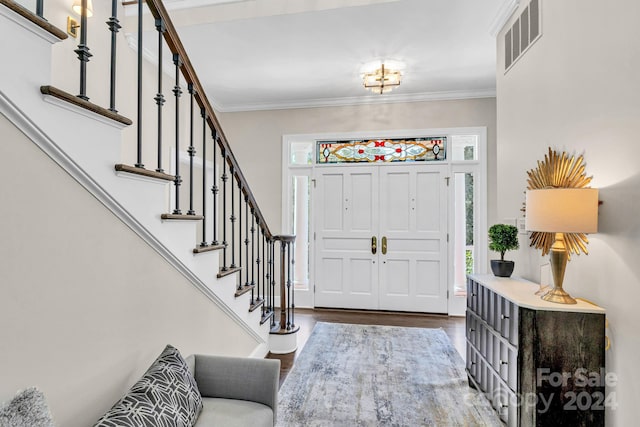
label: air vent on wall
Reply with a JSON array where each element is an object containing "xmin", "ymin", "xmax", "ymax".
[{"xmin": 504, "ymin": 0, "xmax": 541, "ymax": 72}]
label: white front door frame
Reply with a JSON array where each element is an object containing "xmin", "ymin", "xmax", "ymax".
[{"xmin": 282, "ymin": 127, "xmax": 487, "ymax": 316}]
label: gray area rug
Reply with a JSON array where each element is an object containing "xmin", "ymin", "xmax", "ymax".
[{"xmin": 277, "ymin": 322, "xmax": 502, "ymax": 427}]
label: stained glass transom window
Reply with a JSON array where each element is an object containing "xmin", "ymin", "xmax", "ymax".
[{"xmin": 317, "ymin": 137, "xmax": 447, "ymax": 164}]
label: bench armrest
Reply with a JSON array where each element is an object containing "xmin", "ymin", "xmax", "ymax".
[{"xmin": 191, "ymin": 354, "xmax": 280, "ymax": 422}]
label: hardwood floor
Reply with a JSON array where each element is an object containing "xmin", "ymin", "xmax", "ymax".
[{"xmin": 267, "ymin": 308, "xmax": 465, "ymax": 387}]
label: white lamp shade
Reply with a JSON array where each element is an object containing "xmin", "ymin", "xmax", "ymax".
[
  {"xmin": 72, "ymin": 0, "xmax": 94, "ymax": 17},
  {"xmin": 526, "ymin": 188, "xmax": 599, "ymax": 233}
]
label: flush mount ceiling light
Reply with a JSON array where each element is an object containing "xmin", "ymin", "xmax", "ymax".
[{"xmin": 362, "ymin": 63, "xmax": 402, "ymax": 95}]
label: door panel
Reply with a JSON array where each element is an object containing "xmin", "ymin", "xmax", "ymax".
[
  {"xmin": 350, "ymin": 173, "xmax": 375, "ymax": 231},
  {"xmin": 416, "ymin": 171, "xmax": 440, "ymax": 232},
  {"xmin": 315, "ymin": 164, "xmax": 447, "ymax": 313},
  {"xmin": 321, "ymin": 174, "xmax": 344, "ymax": 231},
  {"xmin": 378, "ymin": 165, "xmax": 448, "ymax": 313},
  {"xmin": 385, "ymin": 172, "xmax": 411, "ymax": 231},
  {"xmin": 314, "ymin": 166, "xmax": 379, "ymax": 309}
]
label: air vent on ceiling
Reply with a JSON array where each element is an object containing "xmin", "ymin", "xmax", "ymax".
[{"xmin": 504, "ymin": 0, "xmax": 541, "ymax": 72}]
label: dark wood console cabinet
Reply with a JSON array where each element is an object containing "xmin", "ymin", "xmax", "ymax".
[{"xmin": 466, "ymin": 274, "xmax": 606, "ymax": 427}]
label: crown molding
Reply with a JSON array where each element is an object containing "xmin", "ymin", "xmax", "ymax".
[
  {"xmin": 489, "ymin": 0, "xmax": 520, "ymax": 37},
  {"xmin": 215, "ymin": 88, "xmax": 496, "ymax": 113}
]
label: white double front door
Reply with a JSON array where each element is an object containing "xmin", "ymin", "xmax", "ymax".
[{"xmin": 314, "ymin": 163, "xmax": 448, "ymax": 313}]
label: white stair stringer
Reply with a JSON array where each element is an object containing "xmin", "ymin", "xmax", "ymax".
[{"xmin": 0, "ymin": 9, "xmax": 271, "ymax": 356}]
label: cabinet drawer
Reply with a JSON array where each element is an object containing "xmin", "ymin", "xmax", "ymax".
[
  {"xmin": 467, "ymin": 278, "xmax": 479, "ymax": 311},
  {"xmin": 499, "ymin": 298, "xmax": 519, "ymax": 346},
  {"xmin": 496, "ymin": 342, "xmax": 518, "ymax": 392},
  {"xmin": 493, "ymin": 381, "xmax": 517, "ymax": 427},
  {"xmin": 466, "ymin": 345, "xmax": 479, "ymax": 379},
  {"xmin": 466, "ymin": 311, "xmax": 477, "ymax": 347}
]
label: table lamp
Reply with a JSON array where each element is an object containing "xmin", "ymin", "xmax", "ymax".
[{"xmin": 525, "ymin": 188, "xmax": 599, "ymax": 304}]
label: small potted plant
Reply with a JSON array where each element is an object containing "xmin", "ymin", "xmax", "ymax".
[{"xmin": 488, "ymin": 224, "xmax": 519, "ymax": 277}]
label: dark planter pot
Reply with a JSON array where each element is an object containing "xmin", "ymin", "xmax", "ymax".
[{"xmin": 491, "ymin": 260, "xmax": 515, "ymax": 277}]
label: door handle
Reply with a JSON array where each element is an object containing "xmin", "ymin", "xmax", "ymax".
[
  {"xmin": 372, "ymin": 236, "xmax": 377, "ymax": 254},
  {"xmin": 382, "ymin": 236, "xmax": 387, "ymax": 255}
]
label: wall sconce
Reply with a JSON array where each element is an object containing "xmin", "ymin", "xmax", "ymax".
[{"xmin": 67, "ymin": 0, "xmax": 94, "ymax": 38}]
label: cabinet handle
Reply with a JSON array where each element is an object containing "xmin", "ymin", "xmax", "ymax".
[
  {"xmin": 472, "ymin": 293, "xmax": 477, "ymax": 297},
  {"xmin": 468, "ymin": 328, "xmax": 475, "ymax": 333},
  {"xmin": 501, "ymin": 314, "xmax": 509, "ymax": 320},
  {"xmin": 500, "ymin": 360, "xmax": 508, "ymax": 365},
  {"xmin": 371, "ymin": 236, "xmax": 377, "ymax": 254}
]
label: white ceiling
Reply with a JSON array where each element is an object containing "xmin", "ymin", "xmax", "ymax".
[{"xmin": 132, "ymin": 0, "xmax": 514, "ymax": 112}]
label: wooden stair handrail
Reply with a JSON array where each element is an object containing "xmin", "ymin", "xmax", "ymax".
[
  {"xmin": 0, "ymin": 0, "xmax": 67, "ymax": 40},
  {"xmin": 144, "ymin": 0, "xmax": 274, "ymax": 240}
]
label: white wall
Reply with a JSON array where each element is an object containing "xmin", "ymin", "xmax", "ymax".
[
  {"xmin": 496, "ymin": 0, "xmax": 640, "ymax": 425},
  {"xmin": 0, "ymin": 114, "xmax": 258, "ymax": 427},
  {"xmin": 217, "ymin": 98, "xmax": 497, "ymax": 233}
]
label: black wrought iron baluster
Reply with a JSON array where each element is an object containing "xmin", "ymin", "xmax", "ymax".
[
  {"xmin": 154, "ymin": 18, "xmax": 165, "ymax": 172},
  {"xmin": 280, "ymin": 241, "xmax": 286, "ymax": 330},
  {"xmin": 187, "ymin": 84, "xmax": 196, "ymax": 215},
  {"xmin": 35, "ymin": 0, "xmax": 43, "ymax": 17},
  {"xmin": 75, "ymin": 0, "xmax": 92, "ymax": 101},
  {"xmin": 172, "ymin": 53, "xmax": 182, "ymax": 215},
  {"xmin": 230, "ymin": 166, "xmax": 236, "ymax": 269},
  {"xmin": 265, "ymin": 236, "xmax": 271, "ymax": 316},
  {"xmin": 134, "ymin": 0, "xmax": 143, "ymax": 168},
  {"xmin": 255, "ymin": 220, "xmax": 261, "ymax": 305},
  {"xmin": 221, "ymin": 152, "xmax": 228, "ymax": 271},
  {"xmin": 290, "ymin": 240, "xmax": 296, "ymax": 328},
  {"xmin": 251, "ymin": 209, "xmax": 256, "ymax": 288},
  {"xmin": 107, "ymin": 0, "xmax": 120, "ymax": 112},
  {"xmin": 261, "ymin": 228, "xmax": 266, "ymax": 317},
  {"xmin": 245, "ymin": 196, "xmax": 250, "ymax": 289},
  {"xmin": 199, "ymin": 108, "xmax": 208, "ymax": 247},
  {"xmin": 237, "ymin": 180, "xmax": 243, "ymax": 290},
  {"xmin": 211, "ymin": 133, "xmax": 219, "ymax": 245},
  {"xmin": 271, "ymin": 240, "xmax": 276, "ymax": 328},
  {"xmin": 286, "ymin": 241, "xmax": 292, "ymax": 330}
]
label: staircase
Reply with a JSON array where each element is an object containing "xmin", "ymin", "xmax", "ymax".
[{"xmin": 0, "ymin": 0, "xmax": 298, "ymax": 356}]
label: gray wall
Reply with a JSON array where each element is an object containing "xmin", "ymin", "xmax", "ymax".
[
  {"xmin": 218, "ymin": 97, "xmax": 498, "ymax": 233},
  {"xmin": 496, "ymin": 1, "xmax": 640, "ymax": 425},
  {"xmin": 0, "ymin": 115, "xmax": 257, "ymax": 427}
]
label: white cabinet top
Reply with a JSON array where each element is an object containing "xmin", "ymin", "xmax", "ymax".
[{"xmin": 468, "ymin": 274, "xmax": 606, "ymax": 314}]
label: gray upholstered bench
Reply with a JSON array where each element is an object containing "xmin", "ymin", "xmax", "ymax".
[
  {"xmin": 94, "ymin": 345, "xmax": 280, "ymax": 427},
  {"xmin": 186, "ymin": 354, "xmax": 280, "ymax": 427}
]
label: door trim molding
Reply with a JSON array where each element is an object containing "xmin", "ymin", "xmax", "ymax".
[{"xmin": 282, "ymin": 126, "xmax": 488, "ymax": 315}]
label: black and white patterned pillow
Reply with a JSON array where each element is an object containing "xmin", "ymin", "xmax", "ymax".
[{"xmin": 94, "ymin": 345, "xmax": 203, "ymax": 427}]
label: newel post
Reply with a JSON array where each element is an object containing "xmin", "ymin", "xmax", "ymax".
[{"xmin": 269, "ymin": 235, "xmax": 298, "ymax": 354}]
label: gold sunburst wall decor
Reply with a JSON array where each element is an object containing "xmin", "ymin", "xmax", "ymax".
[{"xmin": 526, "ymin": 147, "xmax": 593, "ymax": 259}]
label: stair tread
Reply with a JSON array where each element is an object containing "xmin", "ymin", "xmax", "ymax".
[
  {"xmin": 161, "ymin": 213, "xmax": 204, "ymax": 221},
  {"xmin": 234, "ymin": 284, "xmax": 255, "ymax": 298},
  {"xmin": 217, "ymin": 266, "xmax": 241, "ymax": 278},
  {"xmin": 40, "ymin": 86, "xmax": 132, "ymax": 126},
  {"xmin": 193, "ymin": 244, "xmax": 225, "ymax": 254},
  {"xmin": 260, "ymin": 310, "xmax": 274, "ymax": 325},
  {"xmin": 270, "ymin": 321, "xmax": 300, "ymax": 335},
  {"xmin": 115, "ymin": 164, "xmax": 174, "ymax": 181},
  {"xmin": 249, "ymin": 298, "xmax": 264, "ymax": 312},
  {"xmin": 0, "ymin": 0, "xmax": 67, "ymax": 40}
]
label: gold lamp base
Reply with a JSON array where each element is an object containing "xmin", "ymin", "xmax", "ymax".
[
  {"xmin": 541, "ymin": 286, "xmax": 577, "ymax": 304},
  {"xmin": 541, "ymin": 233, "xmax": 577, "ymax": 305}
]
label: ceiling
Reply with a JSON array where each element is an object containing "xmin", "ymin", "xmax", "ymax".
[{"xmin": 128, "ymin": 0, "xmax": 515, "ymax": 112}]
